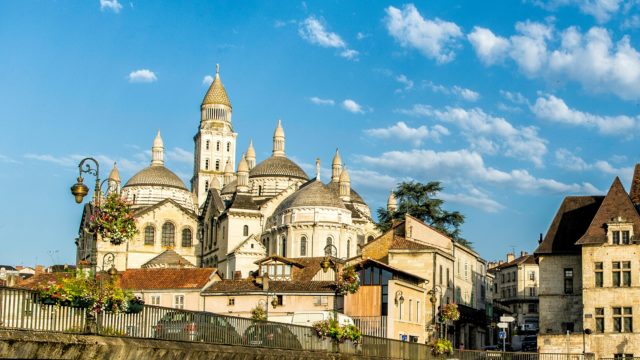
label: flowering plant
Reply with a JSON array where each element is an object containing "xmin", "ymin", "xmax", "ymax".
[
  {"xmin": 312, "ymin": 318, "xmax": 361, "ymax": 344},
  {"xmin": 335, "ymin": 266, "xmax": 360, "ymax": 295},
  {"xmin": 250, "ymin": 304, "xmax": 267, "ymax": 321},
  {"xmin": 430, "ymin": 338, "xmax": 453, "ymax": 355},
  {"xmin": 441, "ymin": 303, "xmax": 460, "ymax": 322},
  {"xmin": 90, "ymin": 193, "xmax": 137, "ymax": 245}
]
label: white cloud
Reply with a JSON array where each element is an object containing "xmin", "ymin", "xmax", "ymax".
[
  {"xmin": 0, "ymin": 155, "xmax": 18, "ymax": 164},
  {"xmin": 384, "ymin": 4, "xmax": 463, "ymax": 63},
  {"xmin": 202, "ymin": 75, "xmax": 214, "ymax": 85},
  {"xmin": 356, "ymin": 32, "xmax": 369, "ymax": 40},
  {"xmin": 298, "ymin": 16, "xmax": 359, "ymax": 60},
  {"xmin": 533, "ymin": 0, "xmax": 623, "ymax": 23},
  {"xmin": 467, "ymin": 26, "xmax": 511, "ymax": 65},
  {"xmin": 531, "ymin": 94, "xmax": 638, "ymax": 134},
  {"xmin": 128, "ymin": 69, "xmax": 157, "ymax": 83},
  {"xmin": 309, "ymin": 97, "xmax": 335, "ymax": 106},
  {"xmin": 348, "ymin": 169, "xmax": 399, "ymax": 190},
  {"xmin": 398, "ymin": 105, "xmax": 547, "ymax": 166},
  {"xmin": 165, "ymin": 147, "xmax": 193, "ymax": 165},
  {"xmin": 500, "ymin": 90, "xmax": 529, "ymax": 105},
  {"xmin": 441, "ymin": 187, "xmax": 505, "ymax": 213},
  {"xmin": 395, "ymin": 74, "xmax": 414, "ymax": 91},
  {"xmin": 359, "ymin": 148, "xmax": 598, "ymax": 194},
  {"xmin": 424, "ymin": 81, "xmax": 480, "ymax": 102},
  {"xmin": 554, "ymin": 148, "xmax": 634, "ymax": 180},
  {"xmin": 100, "ymin": 0, "xmax": 122, "ymax": 13},
  {"xmin": 469, "ymin": 22, "xmax": 640, "ymax": 100},
  {"xmin": 364, "ymin": 121, "xmax": 449, "ymax": 146},
  {"xmin": 342, "ymin": 99, "xmax": 365, "ymax": 114},
  {"xmin": 24, "ymin": 153, "xmax": 146, "ymax": 173}
]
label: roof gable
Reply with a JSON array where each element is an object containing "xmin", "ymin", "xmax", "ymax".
[
  {"xmin": 134, "ymin": 198, "xmax": 197, "ymax": 219},
  {"xmin": 576, "ymin": 177, "xmax": 640, "ymax": 245},
  {"xmin": 231, "ymin": 235, "xmax": 266, "ymax": 254},
  {"xmin": 535, "ymin": 195, "xmax": 604, "ymax": 255},
  {"xmin": 142, "ymin": 250, "xmax": 195, "ymax": 268}
]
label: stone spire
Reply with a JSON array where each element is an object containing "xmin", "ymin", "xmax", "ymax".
[
  {"xmin": 107, "ymin": 162, "xmax": 121, "ymax": 194},
  {"xmin": 246, "ymin": 140, "xmax": 256, "ymax": 169},
  {"xmin": 339, "ymin": 165, "xmax": 351, "ymax": 202},
  {"xmin": 237, "ymin": 154, "xmax": 249, "ymax": 193},
  {"xmin": 272, "ymin": 119, "xmax": 285, "ymax": 157},
  {"xmin": 630, "ymin": 163, "xmax": 640, "ymax": 204},
  {"xmin": 315, "ymin": 158, "xmax": 321, "ymax": 181},
  {"xmin": 201, "ymin": 64, "xmax": 232, "ymax": 109},
  {"xmin": 387, "ymin": 191, "xmax": 398, "ymax": 212},
  {"xmin": 210, "ymin": 176, "xmax": 221, "ymax": 191},
  {"xmin": 151, "ymin": 130, "xmax": 164, "ymax": 166},
  {"xmin": 332, "ymin": 148, "xmax": 342, "ymax": 182},
  {"xmin": 223, "ymin": 160, "xmax": 234, "ymax": 186}
]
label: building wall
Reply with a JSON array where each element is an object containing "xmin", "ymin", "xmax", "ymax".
[
  {"xmin": 387, "ymin": 280, "xmax": 427, "ymax": 343},
  {"xmin": 538, "ymin": 254, "xmax": 583, "ymax": 334},
  {"xmin": 203, "ymin": 293, "xmax": 336, "ymax": 319},
  {"xmin": 539, "ymin": 333, "xmax": 640, "ymax": 358},
  {"xmin": 134, "ymin": 290, "xmax": 202, "ymax": 311}
]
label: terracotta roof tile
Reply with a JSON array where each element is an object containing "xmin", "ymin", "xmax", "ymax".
[
  {"xmin": 203, "ymin": 279, "xmax": 334, "ymax": 293},
  {"xmin": 389, "ymin": 236, "xmax": 431, "ymax": 250},
  {"xmin": 120, "ymin": 268, "xmax": 217, "ymax": 290},
  {"xmin": 493, "ymin": 255, "xmax": 536, "ymax": 270}
]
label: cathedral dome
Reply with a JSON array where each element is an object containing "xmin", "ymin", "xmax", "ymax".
[
  {"xmin": 124, "ymin": 166, "xmax": 188, "ymax": 190},
  {"xmin": 249, "ymin": 156, "xmax": 308, "ymax": 180},
  {"xmin": 275, "ymin": 180, "xmax": 346, "ymax": 214},
  {"xmin": 202, "ymin": 66, "xmax": 231, "ymax": 108}
]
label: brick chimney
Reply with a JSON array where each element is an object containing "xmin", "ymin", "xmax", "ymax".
[
  {"xmin": 506, "ymin": 253, "xmax": 515, "ymax": 262},
  {"xmin": 262, "ymin": 274, "xmax": 269, "ymax": 292},
  {"xmin": 520, "ymin": 251, "xmax": 528, "ymax": 257},
  {"xmin": 233, "ymin": 271, "xmax": 242, "ymax": 280}
]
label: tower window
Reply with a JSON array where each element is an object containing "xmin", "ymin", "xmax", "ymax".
[
  {"xmin": 300, "ymin": 236, "xmax": 307, "ymax": 256},
  {"xmin": 258, "ymin": 185, "xmax": 262, "ymax": 196},
  {"xmin": 347, "ymin": 239, "xmax": 351, "ymax": 258},
  {"xmin": 144, "ymin": 226, "xmax": 154, "ymax": 245},
  {"xmin": 227, "ymin": 142, "xmax": 230, "ymax": 152},
  {"xmin": 205, "ymin": 180, "xmax": 209, "ymax": 190},
  {"xmin": 205, "ymin": 159, "xmax": 209, "ymax": 170},
  {"xmin": 215, "ymin": 160, "xmax": 220, "ymax": 171},
  {"xmin": 243, "ymin": 225, "xmax": 249, "ymax": 237},
  {"xmin": 281, "ymin": 236, "xmax": 287, "ymax": 257},
  {"xmin": 216, "ymin": 141, "xmax": 220, "ymax": 151},
  {"xmin": 205, "ymin": 140, "xmax": 210, "ymax": 150},
  {"xmin": 162, "ymin": 222, "xmax": 175, "ymax": 247},
  {"xmin": 182, "ymin": 228, "xmax": 192, "ymax": 247}
]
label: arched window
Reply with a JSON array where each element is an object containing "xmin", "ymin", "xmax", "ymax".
[
  {"xmin": 205, "ymin": 159, "xmax": 210, "ymax": 170},
  {"xmin": 325, "ymin": 237, "xmax": 335, "ymax": 256},
  {"xmin": 215, "ymin": 160, "xmax": 220, "ymax": 171},
  {"xmin": 367, "ymin": 235, "xmax": 374, "ymax": 243},
  {"xmin": 162, "ymin": 222, "xmax": 175, "ymax": 247},
  {"xmin": 205, "ymin": 140, "xmax": 210, "ymax": 150},
  {"xmin": 205, "ymin": 180, "xmax": 209, "ymax": 190},
  {"xmin": 243, "ymin": 225, "xmax": 249, "ymax": 237},
  {"xmin": 300, "ymin": 236, "xmax": 307, "ymax": 256},
  {"xmin": 258, "ymin": 185, "xmax": 262, "ymax": 196},
  {"xmin": 182, "ymin": 228, "xmax": 192, "ymax": 247},
  {"xmin": 213, "ymin": 255, "xmax": 218, "ymax": 267},
  {"xmin": 216, "ymin": 141, "xmax": 220, "ymax": 151},
  {"xmin": 347, "ymin": 239, "xmax": 351, "ymax": 259},
  {"xmin": 226, "ymin": 142, "xmax": 231, "ymax": 152},
  {"xmin": 144, "ymin": 226, "xmax": 154, "ymax": 245},
  {"xmin": 281, "ymin": 236, "xmax": 287, "ymax": 257}
]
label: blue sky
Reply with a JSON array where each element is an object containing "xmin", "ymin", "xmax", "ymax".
[{"xmin": 2, "ymin": 0, "xmax": 640, "ymax": 266}]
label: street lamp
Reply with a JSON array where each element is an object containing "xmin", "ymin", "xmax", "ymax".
[
  {"xmin": 394, "ymin": 290, "xmax": 404, "ymax": 305},
  {"xmin": 428, "ymin": 286, "xmax": 443, "ymax": 339}
]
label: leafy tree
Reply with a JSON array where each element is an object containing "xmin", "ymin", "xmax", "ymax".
[{"xmin": 376, "ymin": 181, "xmax": 471, "ymax": 247}]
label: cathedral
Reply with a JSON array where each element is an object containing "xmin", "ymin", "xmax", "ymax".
[{"xmin": 77, "ymin": 66, "xmax": 379, "ymax": 279}]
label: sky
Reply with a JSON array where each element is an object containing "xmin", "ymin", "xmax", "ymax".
[{"xmin": 1, "ymin": 0, "xmax": 640, "ymax": 267}]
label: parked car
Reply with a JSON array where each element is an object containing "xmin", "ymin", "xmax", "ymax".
[
  {"xmin": 153, "ymin": 311, "xmax": 241, "ymax": 344},
  {"xmin": 521, "ymin": 335, "xmax": 537, "ymax": 352},
  {"xmin": 242, "ymin": 323, "xmax": 302, "ymax": 349}
]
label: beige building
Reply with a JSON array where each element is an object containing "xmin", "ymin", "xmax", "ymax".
[{"xmin": 536, "ymin": 170, "xmax": 640, "ymax": 358}]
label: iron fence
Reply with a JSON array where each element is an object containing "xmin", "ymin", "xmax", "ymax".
[
  {"xmin": 0, "ymin": 286, "xmax": 594, "ymax": 360},
  {"xmin": 353, "ymin": 316, "xmax": 387, "ymax": 338}
]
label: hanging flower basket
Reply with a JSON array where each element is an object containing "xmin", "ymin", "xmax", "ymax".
[
  {"xmin": 312, "ymin": 319, "xmax": 362, "ymax": 345},
  {"xmin": 90, "ymin": 193, "xmax": 137, "ymax": 246},
  {"xmin": 335, "ymin": 266, "xmax": 360, "ymax": 295},
  {"xmin": 430, "ymin": 338, "xmax": 453, "ymax": 355},
  {"xmin": 125, "ymin": 296, "xmax": 145, "ymax": 314},
  {"xmin": 441, "ymin": 303, "xmax": 460, "ymax": 322}
]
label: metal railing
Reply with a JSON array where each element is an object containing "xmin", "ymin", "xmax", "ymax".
[
  {"xmin": 353, "ymin": 316, "xmax": 387, "ymax": 338},
  {"xmin": 0, "ymin": 286, "xmax": 592, "ymax": 360}
]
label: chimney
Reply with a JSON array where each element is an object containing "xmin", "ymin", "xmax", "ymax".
[
  {"xmin": 35, "ymin": 265, "xmax": 43, "ymax": 275},
  {"xmin": 262, "ymin": 274, "xmax": 269, "ymax": 292},
  {"xmin": 506, "ymin": 253, "xmax": 515, "ymax": 262},
  {"xmin": 539, "ymin": 233, "xmax": 543, "ymax": 244},
  {"xmin": 520, "ymin": 251, "xmax": 528, "ymax": 257},
  {"xmin": 233, "ymin": 271, "xmax": 242, "ymax": 280}
]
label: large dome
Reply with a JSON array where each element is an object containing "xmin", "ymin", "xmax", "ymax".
[
  {"xmin": 275, "ymin": 180, "xmax": 345, "ymax": 214},
  {"xmin": 249, "ymin": 156, "xmax": 308, "ymax": 180},
  {"xmin": 124, "ymin": 166, "xmax": 188, "ymax": 190}
]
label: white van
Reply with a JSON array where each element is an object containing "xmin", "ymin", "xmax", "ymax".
[{"xmin": 290, "ymin": 311, "xmax": 354, "ymax": 327}]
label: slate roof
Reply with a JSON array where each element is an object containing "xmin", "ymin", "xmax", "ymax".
[
  {"xmin": 141, "ymin": 250, "xmax": 195, "ymax": 268},
  {"xmin": 275, "ymin": 180, "xmax": 346, "ymax": 213},
  {"xmin": 120, "ymin": 268, "xmax": 217, "ymax": 290},
  {"xmin": 492, "ymin": 255, "xmax": 536, "ymax": 270},
  {"xmin": 249, "ymin": 156, "xmax": 308, "ymax": 180},
  {"xmin": 221, "ymin": 180, "xmax": 237, "ymax": 195},
  {"xmin": 228, "ymin": 193, "xmax": 260, "ymax": 211},
  {"xmin": 535, "ymin": 195, "xmax": 604, "ymax": 255},
  {"xmin": 576, "ymin": 177, "xmax": 640, "ymax": 245},
  {"xmin": 326, "ymin": 181, "xmax": 366, "ymax": 205}
]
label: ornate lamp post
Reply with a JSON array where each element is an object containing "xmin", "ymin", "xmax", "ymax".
[
  {"xmin": 428, "ymin": 286, "xmax": 443, "ymax": 338},
  {"xmin": 257, "ymin": 290, "xmax": 279, "ymax": 320}
]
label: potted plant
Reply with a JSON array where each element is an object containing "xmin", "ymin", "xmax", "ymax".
[
  {"xmin": 430, "ymin": 338, "xmax": 453, "ymax": 356},
  {"xmin": 335, "ymin": 266, "xmax": 360, "ymax": 295},
  {"xmin": 312, "ymin": 318, "xmax": 362, "ymax": 345},
  {"xmin": 90, "ymin": 193, "xmax": 137, "ymax": 245}
]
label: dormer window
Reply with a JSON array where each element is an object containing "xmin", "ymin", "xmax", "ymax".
[
  {"xmin": 608, "ymin": 219, "xmax": 633, "ymax": 245},
  {"xmin": 260, "ymin": 261, "xmax": 292, "ymax": 280}
]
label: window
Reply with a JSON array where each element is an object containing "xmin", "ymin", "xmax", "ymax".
[
  {"xmin": 595, "ymin": 308, "xmax": 604, "ymax": 333},
  {"xmin": 347, "ymin": 239, "xmax": 351, "ymax": 258},
  {"xmin": 623, "ymin": 231, "xmax": 630, "ymax": 244},
  {"xmin": 446, "ymin": 268, "xmax": 450, "ymax": 287},
  {"xmin": 595, "ymin": 262, "xmax": 603, "ymax": 287},
  {"xmin": 243, "ymin": 225, "xmax": 249, "ymax": 237},
  {"xmin": 174, "ymin": 295, "xmax": 184, "ymax": 309},
  {"xmin": 613, "ymin": 231, "xmax": 621, "ymax": 244},
  {"xmin": 181, "ymin": 228, "xmax": 192, "ymax": 247},
  {"xmin": 564, "ymin": 268, "xmax": 573, "ymax": 294},
  {"xmin": 205, "ymin": 180, "xmax": 209, "ymax": 190},
  {"xmin": 623, "ymin": 261, "xmax": 631, "ymax": 286},
  {"xmin": 613, "ymin": 307, "xmax": 633, "ymax": 332},
  {"xmin": 275, "ymin": 295, "xmax": 283, "ymax": 306},
  {"xmin": 227, "ymin": 142, "xmax": 230, "ymax": 152},
  {"xmin": 258, "ymin": 185, "xmax": 262, "ymax": 196},
  {"xmin": 439, "ymin": 265, "xmax": 443, "ymax": 285},
  {"xmin": 300, "ymin": 236, "xmax": 307, "ymax": 256},
  {"xmin": 216, "ymin": 141, "xmax": 220, "ymax": 151},
  {"xmin": 144, "ymin": 226, "xmax": 154, "ymax": 245},
  {"xmin": 529, "ymin": 287, "xmax": 536, "ymax": 296},
  {"xmin": 416, "ymin": 301, "xmax": 420, "ymax": 323},
  {"xmin": 529, "ymin": 271, "xmax": 536, "ymax": 281},
  {"xmin": 151, "ymin": 295, "xmax": 160, "ymax": 306},
  {"xmin": 162, "ymin": 222, "xmax": 175, "ymax": 247},
  {"xmin": 205, "ymin": 140, "xmax": 210, "ymax": 150},
  {"xmin": 215, "ymin": 160, "xmax": 220, "ymax": 171},
  {"xmin": 501, "ymin": 273, "xmax": 505, "ymax": 282},
  {"xmin": 314, "ymin": 296, "xmax": 328, "ymax": 306},
  {"xmin": 409, "ymin": 299, "xmax": 413, "ymax": 321},
  {"xmin": 528, "ymin": 303, "xmax": 537, "ymax": 313},
  {"xmin": 228, "ymin": 298, "xmax": 235, "ymax": 306},
  {"xmin": 205, "ymin": 159, "xmax": 209, "ymax": 170},
  {"xmin": 281, "ymin": 237, "xmax": 287, "ymax": 257},
  {"xmin": 612, "ymin": 261, "xmax": 630, "ymax": 287},
  {"xmin": 613, "ymin": 262, "xmax": 621, "ymax": 287},
  {"xmin": 614, "ymin": 354, "xmax": 634, "ymax": 360}
]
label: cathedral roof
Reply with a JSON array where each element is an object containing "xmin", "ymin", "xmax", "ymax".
[
  {"xmin": 326, "ymin": 181, "xmax": 366, "ymax": 205},
  {"xmin": 124, "ymin": 165, "xmax": 188, "ymax": 190},
  {"xmin": 202, "ymin": 69, "xmax": 231, "ymax": 108},
  {"xmin": 141, "ymin": 250, "xmax": 195, "ymax": 269},
  {"xmin": 221, "ymin": 179, "xmax": 237, "ymax": 195},
  {"xmin": 249, "ymin": 156, "xmax": 308, "ymax": 180},
  {"xmin": 275, "ymin": 180, "xmax": 346, "ymax": 213}
]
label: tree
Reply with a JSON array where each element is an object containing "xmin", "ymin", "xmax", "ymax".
[{"xmin": 376, "ymin": 181, "xmax": 472, "ymax": 247}]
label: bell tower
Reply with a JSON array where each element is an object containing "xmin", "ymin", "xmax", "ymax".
[{"xmin": 192, "ymin": 64, "xmax": 238, "ymax": 208}]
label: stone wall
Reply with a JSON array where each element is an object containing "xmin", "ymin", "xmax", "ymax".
[
  {"xmin": 538, "ymin": 254, "xmax": 583, "ymax": 333},
  {"xmin": 539, "ymin": 333, "xmax": 640, "ymax": 358},
  {"xmin": 0, "ymin": 329, "xmax": 391, "ymax": 360}
]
